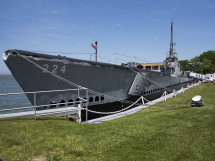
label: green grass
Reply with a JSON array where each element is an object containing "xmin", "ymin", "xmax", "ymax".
[{"xmin": 1, "ymin": 84, "xmax": 215, "ymax": 161}]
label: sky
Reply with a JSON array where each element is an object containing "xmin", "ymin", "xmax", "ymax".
[{"xmin": 0, "ymin": 0, "xmax": 215, "ymax": 74}]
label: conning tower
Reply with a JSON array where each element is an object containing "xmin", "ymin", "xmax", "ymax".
[{"xmin": 162, "ymin": 21, "xmax": 180, "ymax": 75}]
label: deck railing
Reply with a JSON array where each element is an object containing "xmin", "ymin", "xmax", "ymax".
[{"xmin": 0, "ymin": 87, "xmax": 89, "ymax": 122}]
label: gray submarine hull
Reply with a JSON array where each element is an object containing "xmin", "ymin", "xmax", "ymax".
[{"xmin": 3, "ymin": 50, "xmax": 193, "ymax": 120}]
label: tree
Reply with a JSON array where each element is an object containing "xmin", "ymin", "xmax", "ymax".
[
  {"xmin": 190, "ymin": 56, "xmax": 201, "ymax": 73},
  {"xmin": 178, "ymin": 60, "xmax": 190, "ymax": 71},
  {"xmin": 199, "ymin": 59, "xmax": 213, "ymax": 74},
  {"xmin": 189, "ymin": 50, "xmax": 215, "ymax": 74},
  {"xmin": 179, "ymin": 50, "xmax": 215, "ymax": 74}
]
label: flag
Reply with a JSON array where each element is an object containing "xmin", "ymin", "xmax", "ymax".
[{"xmin": 91, "ymin": 42, "xmax": 97, "ymax": 50}]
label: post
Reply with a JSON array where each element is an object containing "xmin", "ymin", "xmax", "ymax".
[
  {"xmin": 78, "ymin": 104, "xmax": 82, "ymax": 123},
  {"xmin": 78, "ymin": 86, "xmax": 80, "ymax": 98},
  {"xmin": 95, "ymin": 41, "xmax": 98, "ymax": 62},
  {"xmin": 65, "ymin": 101, "xmax": 68, "ymax": 118},
  {"xmin": 141, "ymin": 96, "xmax": 145, "ymax": 105},
  {"xmin": 86, "ymin": 89, "xmax": 88, "ymax": 122},
  {"xmin": 34, "ymin": 93, "xmax": 37, "ymax": 120},
  {"xmin": 164, "ymin": 91, "xmax": 167, "ymax": 101},
  {"xmin": 173, "ymin": 89, "xmax": 176, "ymax": 97}
]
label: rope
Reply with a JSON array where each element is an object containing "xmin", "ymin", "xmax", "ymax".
[
  {"xmin": 84, "ymin": 81, "xmax": 201, "ymax": 115},
  {"xmin": 85, "ymin": 81, "xmax": 200, "ymax": 114},
  {"xmin": 84, "ymin": 96, "xmax": 143, "ymax": 114}
]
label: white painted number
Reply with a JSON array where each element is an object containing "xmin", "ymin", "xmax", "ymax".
[
  {"xmin": 61, "ymin": 65, "xmax": 66, "ymax": 73},
  {"xmin": 52, "ymin": 65, "xmax": 58, "ymax": 74},
  {"xmin": 43, "ymin": 64, "xmax": 49, "ymax": 73},
  {"xmin": 42, "ymin": 64, "xmax": 66, "ymax": 74}
]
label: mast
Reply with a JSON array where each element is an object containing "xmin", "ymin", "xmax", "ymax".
[{"xmin": 169, "ymin": 21, "xmax": 175, "ymax": 58}]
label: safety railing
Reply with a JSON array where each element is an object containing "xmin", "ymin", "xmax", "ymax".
[
  {"xmin": 0, "ymin": 87, "xmax": 89, "ymax": 122},
  {"xmin": 0, "ymin": 81, "xmax": 202, "ymax": 123}
]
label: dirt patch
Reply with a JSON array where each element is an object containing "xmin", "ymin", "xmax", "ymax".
[{"xmin": 32, "ymin": 155, "xmax": 46, "ymax": 161}]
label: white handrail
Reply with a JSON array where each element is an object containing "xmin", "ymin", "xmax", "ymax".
[
  {"xmin": 0, "ymin": 87, "xmax": 89, "ymax": 121},
  {"xmin": 0, "ymin": 88, "xmax": 85, "ymax": 96}
]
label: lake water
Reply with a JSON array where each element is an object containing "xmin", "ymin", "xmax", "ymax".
[{"xmin": 0, "ymin": 75, "xmax": 32, "ymax": 114}]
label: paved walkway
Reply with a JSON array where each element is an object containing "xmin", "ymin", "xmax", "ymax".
[{"xmin": 0, "ymin": 106, "xmax": 77, "ymax": 119}]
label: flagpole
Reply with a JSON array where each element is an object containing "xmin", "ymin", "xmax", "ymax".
[{"xmin": 95, "ymin": 41, "xmax": 97, "ymax": 62}]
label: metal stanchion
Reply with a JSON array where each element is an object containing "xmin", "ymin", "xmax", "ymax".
[{"xmin": 34, "ymin": 93, "xmax": 37, "ymax": 120}]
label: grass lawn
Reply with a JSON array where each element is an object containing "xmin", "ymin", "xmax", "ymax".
[{"xmin": 0, "ymin": 84, "xmax": 215, "ymax": 160}]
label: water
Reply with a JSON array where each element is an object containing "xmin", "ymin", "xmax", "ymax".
[{"xmin": 0, "ymin": 75, "xmax": 32, "ymax": 114}]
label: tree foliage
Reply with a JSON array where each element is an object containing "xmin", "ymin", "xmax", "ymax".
[
  {"xmin": 178, "ymin": 60, "xmax": 190, "ymax": 71},
  {"xmin": 179, "ymin": 50, "xmax": 215, "ymax": 74}
]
